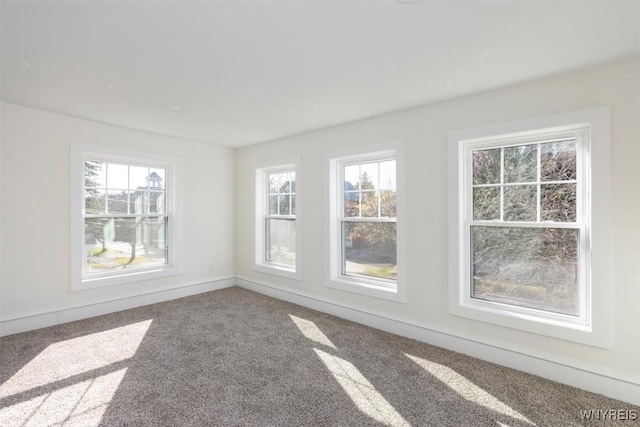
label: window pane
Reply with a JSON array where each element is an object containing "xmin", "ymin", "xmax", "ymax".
[
  {"xmin": 344, "ymin": 192, "xmax": 360, "ymax": 217},
  {"xmin": 266, "ymin": 218, "xmax": 296, "ymax": 266},
  {"xmin": 130, "ymin": 190, "xmax": 148, "ymax": 214},
  {"xmin": 541, "ymin": 183, "xmax": 576, "ymax": 222},
  {"xmin": 149, "ymin": 168, "xmax": 165, "ymax": 190},
  {"xmin": 291, "ymin": 195, "xmax": 296, "ymax": 215},
  {"xmin": 279, "ymin": 195, "xmax": 291, "ymax": 215},
  {"xmin": 290, "ymin": 178, "xmax": 296, "ymax": 194},
  {"xmin": 107, "ymin": 164, "xmax": 128, "ymax": 189},
  {"xmin": 84, "ymin": 216, "xmax": 168, "ymax": 275},
  {"xmin": 268, "ymin": 174, "xmax": 279, "ymax": 194},
  {"xmin": 379, "ymin": 160, "xmax": 396, "ymax": 191},
  {"xmin": 269, "ymin": 195, "xmax": 278, "ymax": 215},
  {"xmin": 269, "ymin": 172, "xmax": 288, "ymax": 194},
  {"xmin": 472, "ymin": 149, "xmax": 501, "ymax": 185},
  {"xmin": 85, "ymin": 161, "xmax": 105, "ymax": 189},
  {"xmin": 85, "ymin": 189, "xmax": 106, "ymax": 214},
  {"xmin": 129, "ymin": 166, "xmax": 149, "ymax": 190},
  {"xmin": 361, "ymin": 190, "xmax": 379, "ymax": 218},
  {"xmin": 473, "ymin": 187, "xmax": 500, "ymax": 220},
  {"xmin": 280, "ymin": 180, "xmax": 291, "ymax": 193},
  {"xmin": 343, "ymin": 221, "xmax": 396, "ymax": 281},
  {"xmin": 471, "ymin": 226, "xmax": 579, "ymax": 316},
  {"xmin": 380, "ymin": 189, "xmax": 396, "ymax": 218},
  {"xmin": 129, "ymin": 190, "xmax": 165, "ymax": 214},
  {"xmin": 150, "ymin": 191, "xmax": 165, "ymax": 214},
  {"xmin": 504, "ymin": 185, "xmax": 537, "ymax": 221},
  {"xmin": 541, "ymin": 140, "xmax": 576, "ymax": 181},
  {"xmin": 359, "ymin": 163, "xmax": 379, "ymax": 190},
  {"xmin": 107, "ymin": 190, "xmax": 129, "ymax": 214},
  {"xmin": 344, "ymin": 165, "xmax": 360, "ymax": 191},
  {"xmin": 504, "ymin": 144, "xmax": 537, "ymax": 183}
]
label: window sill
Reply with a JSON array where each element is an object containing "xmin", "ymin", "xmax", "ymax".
[
  {"xmin": 450, "ymin": 298, "xmax": 611, "ymax": 348},
  {"xmin": 72, "ymin": 266, "xmax": 182, "ymax": 291},
  {"xmin": 253, "ymin": 263, "xmax": 301, "ymax": 280},
  {"xmin": 327, "ymin": 276, "xmax": 406, "ymax": 303}
]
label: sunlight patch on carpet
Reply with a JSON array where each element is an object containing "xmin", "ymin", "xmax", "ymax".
[
  {"xmin": 405, "ymin": 354, "xmax": 534, "ymax": 425},
  {"xmin": 0, "ymin": 319, "xmax": 152, "ymax": 399},
  {"xmin": 0, "ymin": 368, "xmax": 128, "ymax": 427},
  {"xmin": 289, "ymin": 315, "xmax": 337, "ymax": 349},
  {"xmin": 315, "ymin": 348, "xmax": 410, "ymax": 427}
]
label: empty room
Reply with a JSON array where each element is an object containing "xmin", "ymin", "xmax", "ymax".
[{"xmin": 1, "ymin": 1, "xmax": 639, "ymax": 426}]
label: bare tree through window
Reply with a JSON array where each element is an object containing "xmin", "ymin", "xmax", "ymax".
[{"xmin": 470, "ymin": 139, "xmax": 579, "ymax": 316}]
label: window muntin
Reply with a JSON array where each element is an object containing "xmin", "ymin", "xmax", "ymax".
[
  {"xmin": 466, "ymin": 135, "xmax": 584, "ymax": 318},
  {"xmin": 339, "ymin": 158, "xmax": 397, "ymax": 285},
  {"xmin": 83, "ymin": 161, "xmax": 170, "ymax": 278},
  {"xmin": 264, "ymin": 170, "xmax": 296, "ymax": 267},
  {"xmin": 471, "ymin": 139, "xmax": 577, "ymax": 223}
]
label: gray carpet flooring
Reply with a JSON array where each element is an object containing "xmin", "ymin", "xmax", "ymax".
[{"xmin": 0, "ymin": 287, "xmax": 637, "ymax": 426}]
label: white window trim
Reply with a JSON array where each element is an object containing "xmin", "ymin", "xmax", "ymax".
[
  {"xmin": 70, "ymin": 143, "xmax": 183, "ymax": 291},
  {"xmin": 448, "ymin": 107, "xmax": 610, "ymax": 348},
  {"xmin": 327, "ymin": 142, "xmax": 407, "ymax": 303},
  {"xmin": 253, "ymin": 159, "xmax": 301, "ymax": 280}
]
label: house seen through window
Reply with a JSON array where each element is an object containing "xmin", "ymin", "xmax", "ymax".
[{"xmin": 84, "ymin": 161, "xmax": 169, "ymax": 276}]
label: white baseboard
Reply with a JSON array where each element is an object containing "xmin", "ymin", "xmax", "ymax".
[
  {"xmin": 236, "ymin": 276, "xmax": 640, "ymax": 406},
  {"xmin": 0, "ymin": 276, "xmax": 235, "ymax": 337}
]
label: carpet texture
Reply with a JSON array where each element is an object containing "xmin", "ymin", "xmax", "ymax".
[{"xmin": 0, "ymin": 287, "xmax": 637, "ymax": 426}]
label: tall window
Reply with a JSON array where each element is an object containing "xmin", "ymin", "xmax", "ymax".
[
  {"xmin": 254, "ymin": 163, "xmax": 300, "ymax": 278},
  {"xmin": 71, "ymin": 144, "xmax": 182, "ymax": 290},
  {"xmin": 449, "ymin": 108, "xmax": 610, "ymax": 347},
  {"xmin": 266, "ymin": 170, "xmax": 296, "ymax": 266},
  {"xmin": 84, "ymin": 161, "xmax": 169, "ymax": 275},
  {"xmin": 329, "ymin": 147, "xmax": 404, "ymax": 302},
  {"xmin": 342, "ymin": 158, "xmax": 397, "ymax": 283},
  {"xmin": 470, "ymin": 139, "xmax": 580, "ymax": 315}
]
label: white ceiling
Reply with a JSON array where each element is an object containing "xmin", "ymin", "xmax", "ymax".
[{"xmin": 2, "ymin": 1, "xmax": 639, "ymax": 148}]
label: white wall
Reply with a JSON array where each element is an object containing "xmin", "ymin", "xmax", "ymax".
[
  {"xmin": 235, "ymin": 57, "xmax": 640, "ymax": 390},
  {"xmin": 0, "ymin": 102, "xmax": 235, "ymax": 319}
]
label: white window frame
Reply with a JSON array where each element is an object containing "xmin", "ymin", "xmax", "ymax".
[
  {"xmin": 254, "ymin": 160, "xmax": 301, "ymax": 279},
  {"xmin": 327, "ymin": 143, "xmax": 406, "ymax": 303},
  {"xmin": 70, "ymin": 143, "xmax": 183, "ymax": 291},
  {"xmin": 448, "ymin": 107, "xmax": 610, "ymax": 347}
]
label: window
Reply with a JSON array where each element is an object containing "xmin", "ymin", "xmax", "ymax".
[
  {"xmin": 471, "ymin": 140, "xmax": 581, "ymax": 315},
  {"xmin": 328, "ymin": 145, "xmax": 406, "ymax": 302},
  {"xmin": 254, "ymin": 162, "xmax": 300, "ymax": 278},
  {"xmin": 71, "ymin": 144, "xmax": 182, "ymax": 290},
  {"xmin": 449, "ymin": 107, "xmax": 610, "ymax": 347}
]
